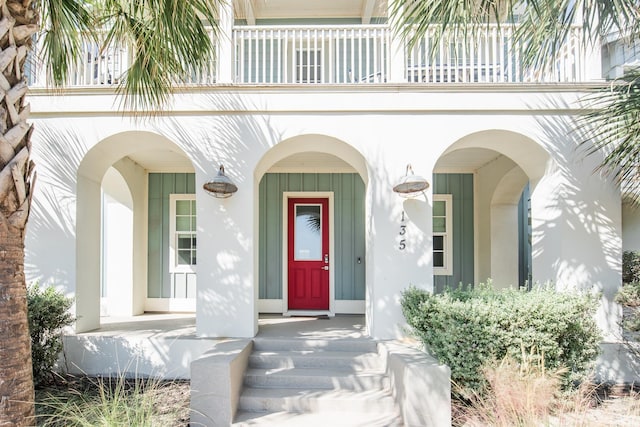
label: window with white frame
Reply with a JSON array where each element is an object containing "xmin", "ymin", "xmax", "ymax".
[
  {"xmin": 170, "ymin": 194, "xmax": 196, "ymax": 272},
  {"xmin": 296, "ymin": 49, "xmax": 322, "ymax": 83},
  {"xmin": 433, "ymin": 194, "xmax": 453, "ymax": 275}
]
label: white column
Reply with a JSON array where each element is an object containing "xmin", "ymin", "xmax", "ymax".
[
  {"xmin": 367, "ymin": 177, "xmax": 433, "ymax": 340},
  {"xmin": 113, "ymin": 158, "xmax": 148, "ymax": 315},
  {"xmin": 490, "ymin": 204, "xmax": 520, "ymax": 288},
  {"xmin": 196, "ymin": 169, "xmax": 257, "ymax": 338},
  {"xmin": 622, "ymin": 203, "xmax": 640, "ymax": 251},
  {"xmin": 217, "ymin": 0, "xmax": 234, "ymax": 83},
  {"xmin": 75, "ymin": 176, "xmax": 102, "ymax": 332},
  {"xmin": 103, "ymin": 192, "xmax": 134, "ymax": 316}
]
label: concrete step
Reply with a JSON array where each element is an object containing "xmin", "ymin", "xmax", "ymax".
[
  {"xmin": 244, "ymin": 367, "xmax": 389, "ymax": 391},
  {"xmin": 249, "ymin": 350, "xmax": 383, "ymax": 370},
  {"xmin": 239, "ymin": 387, "xmax": 397, "ymax": 413},
  {"xmin": 252, "ymin": 337, "xmax": 378, "ymax": 353},
  {"xmin": 233, "ymin": 410, "xmax": 404, "ymax": 426}
]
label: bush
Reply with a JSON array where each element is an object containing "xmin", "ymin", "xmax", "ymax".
[
  {"xmin": 401, "ymin": 286, "xmax": 601, "ymax": 394},
  {"xmin": 615, "ymin": 281, "xmax": 640, "ymax": 308},
  {"xmin": 36, "ymin": 376, "xmax": 165, "ymax": 426},
  {"xmin": 454, "ymin": 352, "xmax": 564, "ymax": 426},
  {"xmin": 28, "ymin": 283, "xmax": 74, "ymax": 386},
  {"xmin": 623, "ymin": 251, "xmax": 640, "ymax": 285}
]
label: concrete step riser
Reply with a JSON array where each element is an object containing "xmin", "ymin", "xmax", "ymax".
[
  {"xmin": 249, "ymin": 354, "xmax": 383, "ymax": 370},
  {"xmin": 233, "ymin": 410, "xmax": 404, "ymax": 426},
  {"xmin": 252, "ymin": 338, "xmax": 378, "ymax": 353},
  {"xmin": 244, "ymin": 372, "xmax": 390, "ymax": 391},
  {"xmin": 239, "ymin": 394, "xmax": 397, "ymax": 413}
]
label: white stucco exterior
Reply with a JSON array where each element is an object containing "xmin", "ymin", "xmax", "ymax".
[{"xmin": 24, "ymin": 84, "xmax": 627, "ymax": 342}]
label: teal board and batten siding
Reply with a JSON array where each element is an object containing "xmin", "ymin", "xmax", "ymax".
[
  {"xmin": 148, "ymin": 173, "xmax": 196, "ymax": 298},
  {"xmin": 259, "ymin": 173, "xmax": 366, "ymax": 301},
  {"xmin": 518, "ymin": 183, "xmax": 533, "ymax": 288},
  {"xmin": 432, "ymin": 173, "xmax": 474, "ymax": 292}
]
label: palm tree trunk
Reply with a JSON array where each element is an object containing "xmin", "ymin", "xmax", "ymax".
[{"xmin": 0, "ymin": 0, "xmax": 39, "ymax": 424}]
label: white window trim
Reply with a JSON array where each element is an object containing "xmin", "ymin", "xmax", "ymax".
[
  {"xmin": 169, "ymin": 194, "xmax": 196, "ymax": 274},
  {"xmin": 434, "ymin": 194, "xmax": 453, "ymax": 276},
  {"xmin": 295, "ymin": 48, "xmax": 323, "ymax": 83}
]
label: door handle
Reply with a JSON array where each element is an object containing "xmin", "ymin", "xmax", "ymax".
[{"xmin": 321, "ymin": 266, "xmax": 329, "ymax": 270}]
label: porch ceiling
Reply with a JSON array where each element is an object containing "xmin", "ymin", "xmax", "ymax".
[
  {"xmin": 126, "ymin": 149, "xmax": 194, "ymax": 172},
  {"xmin": 434, "ymin": 148, "xmax": 506, "ymax": 172},
  {"xmin": 267, "ymin": 151, "xmax": 356, "ymax": 173},
  {"xmin": 234, "ymin": 0, "xmax": 388, "ymax": 22}
]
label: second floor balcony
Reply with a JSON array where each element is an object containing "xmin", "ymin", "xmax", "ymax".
[{"xmin": 28, "ymin": 22, "xmax": 591, "ymax": 89}]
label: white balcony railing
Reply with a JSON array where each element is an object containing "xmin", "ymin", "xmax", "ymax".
[
  {"xmin": 27, "ymin": 23, "xmax": 586, "ymax": 88},
  {"xmin": 234, "ymin": 25, "xmax": 390, "ymax": 84},
  {"xmin": 405, "ymin": 24, "xmax": 584, "ymax": 83}
]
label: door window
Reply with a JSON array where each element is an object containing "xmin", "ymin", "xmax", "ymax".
[{"xmin": 294, "ymin": 204, "xmax": 322, "ymax": 260}]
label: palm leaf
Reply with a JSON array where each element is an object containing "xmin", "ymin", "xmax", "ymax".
[
  {"xmin": 39, "ymin": 0, "xmax": 96, "ymax": 87},
  {"xmin": 97, "ymin": 0, "xmax": 219, "ymax": 112},
  {"xmin": 579, "ymin": 70, "xmax": 640, "ymax": 207}
]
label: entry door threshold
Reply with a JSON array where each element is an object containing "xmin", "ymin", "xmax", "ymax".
[{"xmin": 285, "ymin": 310, "xmax": 334, "ymax": 318}]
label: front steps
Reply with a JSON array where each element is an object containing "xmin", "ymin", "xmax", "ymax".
[{"xmin": 232, "ymin": 337, "xmax": 404, "ymax": 426}]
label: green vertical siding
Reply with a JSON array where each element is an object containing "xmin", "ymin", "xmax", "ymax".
[
  {"xmin": 147, "ymin": 173, "xmax": 196, "ymax": 298},
  {"xmin": 259, "ymin": 173, "xmax": 366, "ymax": 300},
  {"xmin": 518, "ymin": 183, "xmax": 532, "ymax": 289},
  {"xmin": 433, "ymin": 173, "xmax": 474, "ymax": 292}
]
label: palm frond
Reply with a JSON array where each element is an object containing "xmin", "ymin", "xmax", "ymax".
[
  {"xmin": 579, "ymin": 70, "xmax": 640, "ymax": 206},
  {"xmin": 515, "ymin": 0, "xmax": 640, "ymax": 71},
  {"xmin": 39, "ymin": 0, "xmax": 96, "ymax": 87},
  {"xmin": 97, "ymin": 0, "xmax": 219, "ymax": 112},
  {"xmin": 389, "ymin": 0, "xmax": 517, "ymax": 57},
  {"xmin": 390, "ymin": 0, "xmax": 640, "ymax": 75}
]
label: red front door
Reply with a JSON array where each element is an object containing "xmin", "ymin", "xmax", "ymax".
[{"xmin": 287, "ymin": 198, "xmax": 329, "ymax": 310}]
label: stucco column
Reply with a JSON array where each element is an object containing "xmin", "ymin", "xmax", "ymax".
[
  {"xmin": 530, "ymin": 164, "xmax": 622, "ymax": 339},
  {"xmin": 196, "ymin": 169, "xmax": 257, "ymax": 338},
  {"xmin": 113, "ymin": 158, "xmax": 148, "ymax": 316},
  {"xmin": 367, "ymin": 177, "xmax": 433, "ymax": 340},
  {"xmin": 75, "ymin": 175, "xmax": 102, "ymax": 332},
  {"xmin": 490, "ymin": 203, "xmax": 520, "ymax": 288}
]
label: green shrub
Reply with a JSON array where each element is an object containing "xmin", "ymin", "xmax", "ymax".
[
  {"xmin": 401, "ymin": 286, "xmax": 601, "ymax": 394},
  {"xmin": 28, "ymin": 283, "xmax": 74, "ymax": 386},
  {"xmin": 623, "ymin": 251, "xmax": 640, "ymax": 285},
  {"xmin": 615, "ymin": 281, "xmax": 640, "ymax": 307}
]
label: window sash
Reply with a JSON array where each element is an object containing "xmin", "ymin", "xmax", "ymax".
[
  {"xmin": 170, "ymin": 194, "xmax": 197, "ymax": 273},
  {"xmin": 433, "ymin": 194, "xmax": 453, "ymax": 275}
]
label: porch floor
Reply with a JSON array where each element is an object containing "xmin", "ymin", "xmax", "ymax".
[
  {"xmin": 88, "ymin": 313, "xmax": 367, "ymax": 339},
  {"xmin": 62, "ymin": 313, "xmax": 369, "ymax": 379}
]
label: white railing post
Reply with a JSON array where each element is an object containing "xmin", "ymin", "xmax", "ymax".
[
  {"xmin": 582, "ymin": 29, "xmax": 602, "ymax": 81},
  {"xmin": 217, "ymin": 0, "xmax": 234, "ymax": 83},
  {"xmin": 387, "ymin": 2, "xmax": 406, "ymax": 83},
  {"xmin": 387, "ymin": 29, "xmax": 406, "ymax": 83}
]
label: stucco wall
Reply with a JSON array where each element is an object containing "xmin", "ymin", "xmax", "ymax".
[
  {"xmin": 26, "ymin": 86, "xmax": 623, "ymax": 340},
  {"xmin": 623, "ymin": 204, "xmax": 640, "ymax": 252}
]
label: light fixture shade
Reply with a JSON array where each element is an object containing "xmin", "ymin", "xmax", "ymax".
[
  {"xmin": 393, "ymin": 164, "xmax": 429, "ymax": 197},
  {"xmin": 203, "ymin": 165, "xmax": 238, "ymax": 198}
]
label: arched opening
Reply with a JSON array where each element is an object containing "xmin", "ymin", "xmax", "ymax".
[
  {"xmin": 254, "ymin": 135, "xmax": 369, "ymax": 324},
  {"xmin": 76, "ymin": 131, "xmax": 195, "ymax": 332},
  {"xmin": 433, "ymin": 130, "xmax": 551, "ymax": 290}
]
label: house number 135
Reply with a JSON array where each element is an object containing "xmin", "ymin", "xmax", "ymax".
[{"xmin": 399, "ymin": 211, "xmax": 407, "ymax": 250}]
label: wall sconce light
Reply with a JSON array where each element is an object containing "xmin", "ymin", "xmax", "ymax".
[
  {"xmin": 203, "ymin": 165, "xmax": 238, "ymax": 198},
  {"xmin": 392, "ymin": 164, "xmax": 429, "ymax": 197}
]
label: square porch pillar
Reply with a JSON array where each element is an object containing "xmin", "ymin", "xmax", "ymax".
[{"xmin": 196, "ymin": 170, "xmax": 258, "ymax": 338}]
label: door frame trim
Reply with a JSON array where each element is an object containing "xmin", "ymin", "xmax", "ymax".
[{"xmin": 282, "ymin": 191, "xmax": 335, "ymax": 316}]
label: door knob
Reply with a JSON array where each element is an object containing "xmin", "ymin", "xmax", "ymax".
[{"xmin": 322, "ymin": 266, "xmax": 329, "ymax": 270}]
